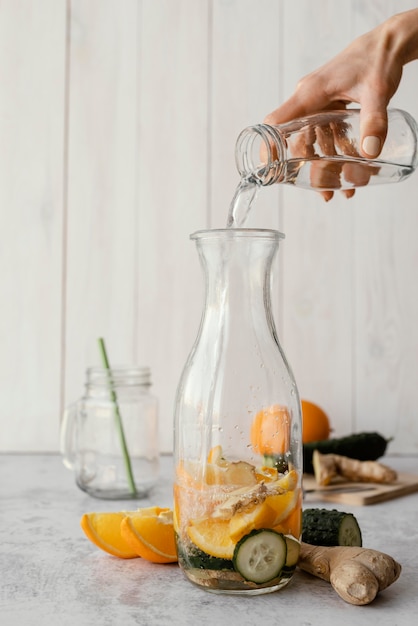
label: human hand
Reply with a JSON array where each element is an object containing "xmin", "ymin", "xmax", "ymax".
[
  {"xmin": 282, "ymin": 114, "xmax": 380, "ymax": 200},
  {"xmin": 264, "ymin": 10, "xmax": 418, "ymax": 199}
]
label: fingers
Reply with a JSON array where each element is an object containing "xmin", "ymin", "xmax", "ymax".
[
  {"xmin": 264, "ymin": 95, "xmax": 309, "ymax": 126},
  {"xmin": 267, "ymin": 93, "xmax": 389, "ymax": 160},
  {"xmin": 359, "ymin": 108, "xmax": 388, "ymax": 158},
  {"xmin": 309, "ymin": 124, "xmax": 342, "ymax": 195},
  {"xmin": 343, "ymin": 189, "xmax": 355, "ymax": 199},
  {"xmin": 321, "ymin": 190, "xmax": 334, "ymax": 202},
  {"xmin": 264, "ymin": 76, "xmax": 340, "ymax": 126}
]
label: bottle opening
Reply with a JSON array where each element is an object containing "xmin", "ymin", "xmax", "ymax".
[{"xmin": 235, "ymin": 125, "xmax": 285, "ymax": 185}]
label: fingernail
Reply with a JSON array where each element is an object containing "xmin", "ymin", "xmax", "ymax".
[
  {"xmin": 322, "ymin": 191, "xmax": 333, "ymax": 202},
  {"xmin": 362, "ymin": 136, "xmax": 381, "ymax": 157}
]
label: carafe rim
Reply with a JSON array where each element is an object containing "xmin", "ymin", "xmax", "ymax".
[{"xmin": 190, "ymin": 228, "xmax": 285, "ymax": 241}]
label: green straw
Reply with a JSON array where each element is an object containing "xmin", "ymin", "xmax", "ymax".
[{"xmin": 98, "ymin": 337, "xmax": 137, "ymax": 496}]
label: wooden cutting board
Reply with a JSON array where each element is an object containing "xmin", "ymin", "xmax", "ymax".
[{"xmin": 303, "ymin": 472, "xmax": 418, "ymax": 506}]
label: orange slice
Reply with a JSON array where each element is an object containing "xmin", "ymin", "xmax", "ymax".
[
  {"xmin": 273, "ymin": 489, "xmax": 302, "ymax": 537},
  {"xmin": 265, "ymin": 488, "xmax": 300, "ymax": 527},
  {"xmin": 120, "ymin": 508, "xmax": 177, "ymax": 564},
  {"xmin": 255, "ymin": 465, "xmax": 279, "ymax": 482},
  {"xmin": 207, "ymin": 445, "xmax": 225, "ymax": 464},
  {"xmin": 229, "ymin": 499, "xmax": 278, "ymax": 542},
  {"xmin": 187, "ymin": 518, "xmax": 235, "ymax": 559},
  {"xmin": 80, "ymin": 512, "xmax": 137, "ymax": 559},
  {"xmin": 277, "ymin": 469, "xmax": 298, "ymax": 491}
]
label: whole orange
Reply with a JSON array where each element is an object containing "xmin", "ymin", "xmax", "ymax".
[{"xmin": 301, "ymin": 399, "xmax": 331, "ymax": 443}]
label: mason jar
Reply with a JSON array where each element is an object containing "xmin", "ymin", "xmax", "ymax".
[{"xmin": 61, "ymin": 366, "xmax": 159, "ymax": 499}]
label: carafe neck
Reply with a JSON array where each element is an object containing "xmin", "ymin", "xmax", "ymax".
[{"xmin": 192, "ymin": 229, "xmax": 284, "ymax": 336}]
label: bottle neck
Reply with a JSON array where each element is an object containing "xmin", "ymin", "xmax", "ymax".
[{"xmin": 235, "ymin": 124, "xmax": 286, "ymax": 185}]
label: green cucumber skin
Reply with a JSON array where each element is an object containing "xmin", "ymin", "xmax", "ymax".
[
  {"xmin": 302, "ymin": 508, "xmax": 362, "ymax": 547},
  {"xmin": 175, "ymin": 535, "xmax": 234, "ymax": 571},
  {"xmin": 303, "ymin": 431, "xmax": 389, "ymax": 474}
]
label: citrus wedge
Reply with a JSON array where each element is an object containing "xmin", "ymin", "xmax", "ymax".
[
  {"xmin": 277, "ymin": 469, "xmax": 298, "ymax": 491},
  {"xmin": 187, "ymin": 518, "xmax": 235, "ymax": 559},
  {"xmin": 255, "ymin": 465, "xmax": 279, "ymax": 482},
  {"xmin": 229, "ymin": 499, "xmax": 278, "ymax": 542},
  {"xmin": 207, "ymin": 445, "xmax": 225, "ymax": 464},
  {"xmin": 265, "ymin": 488, "xmax": 300, "ymax": 527},
  {"xmin": 80, "ymin": 512, "xmax": 138, "ymax": 559},
  {"xmin": 120, "ymin": 508, "xmax": 177, "ymax": 564},
  {"xmin": 273, "ymin": 491, "xmax": 303, "ymax": 537}
]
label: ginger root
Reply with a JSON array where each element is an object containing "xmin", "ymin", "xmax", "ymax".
[
  {"xmin": 312, "ymin": 449, "xmax": 398, "ymax": 486},
  {"xmin": 299, "ymin": 542, "xmax": 401, "ymax": 605}
]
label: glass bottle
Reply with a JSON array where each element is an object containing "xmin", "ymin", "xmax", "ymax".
[
  {"xmin": 173, "ymin": 228, "xmax": 302, "ymax": 595},
  {"xmin": 235, "ymin": 108, "xmax": 418, "ymax": 191},
  {"xmin": 61, "ymin": 366, "xmax": 159, "ymax": 499}
]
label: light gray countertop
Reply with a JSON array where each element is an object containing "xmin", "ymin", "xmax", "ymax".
[{"xmin": 1, "ymin": 453, "xmax": 417, "ymax": 626}]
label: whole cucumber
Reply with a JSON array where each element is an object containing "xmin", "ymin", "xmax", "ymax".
[
  {"xmin": 302, "ymin": 508, "xmax": 362, "ymax": 547},
  {"xmin": 303, "ymin": 431, "xmax": 390, "ymax": 474}
]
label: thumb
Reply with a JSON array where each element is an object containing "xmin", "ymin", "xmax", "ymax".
[{"xmin": 359, "ymin": 105, "xmax": 388, "ymax": 158}]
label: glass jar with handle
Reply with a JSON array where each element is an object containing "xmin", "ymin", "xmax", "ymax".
[{"xmin": 61, "ymin": 366, "xmax": 159, "ymax": 499}]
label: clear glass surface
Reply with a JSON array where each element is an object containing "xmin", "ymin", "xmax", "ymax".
[
  {"xmin": 236, "ymin": 108, "xmax": 418, "ymax": 190},
  {"xmin": 173, "ymin": 229, "xmax": 302, "ymax": 594},
  {"xmin": 61, "ymin": 366, "xmax": 159, "ymax": 499}
]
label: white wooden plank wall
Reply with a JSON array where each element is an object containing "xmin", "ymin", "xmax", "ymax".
[
  {"xmin": 1, "ymin": 0, "xmax": 417, "ymax": 455},
  {"xmin": 0, "ymin": 0, "xmax": 67, "ymax": 450}
]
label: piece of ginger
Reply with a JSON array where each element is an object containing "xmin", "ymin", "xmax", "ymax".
[
  {"xmin": 299, "ymin": 542, "xmax": 401, "ymax": 605},
  {"xmin": 312, "ymin": 449, "xmax": 398, "ymax": 486}
]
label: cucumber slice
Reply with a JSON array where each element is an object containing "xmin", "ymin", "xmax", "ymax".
[
  {"xmin": 284, "ymin": 536, "xmax": 300, "ymax": 568},
  {"xmin": 233, "ymin": 529, "xmax": 287, "ymax": 584},
  {"xmin": 337, "ymin": 513, "xmax": 362, "ymax": 546}
]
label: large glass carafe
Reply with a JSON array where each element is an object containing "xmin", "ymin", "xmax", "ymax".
[{"xmin": 173, "ymin": 228, "xmax": 302, "ymax": 595}]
